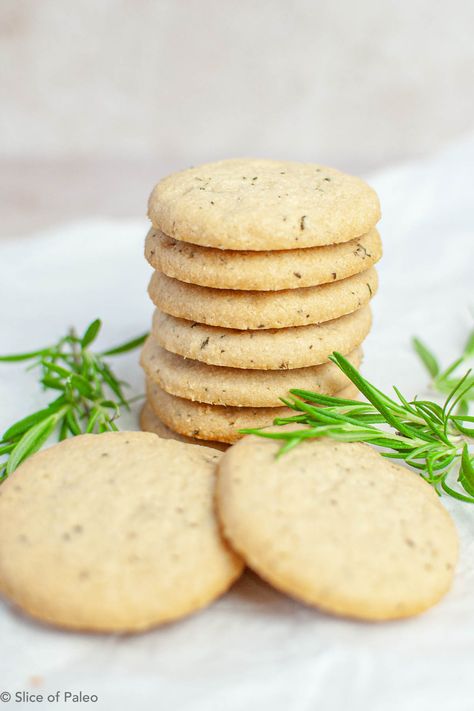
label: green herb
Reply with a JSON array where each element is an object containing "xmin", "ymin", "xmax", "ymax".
[
  {"xmin": 0, "ymin": 320, "xmax": 148, "ymax": 481},
  {"xmin": 413, "ymin": 327, "xmax": 474, "ymax": 412},
  {"xmin": 241, "ymin": 352, "xmax": 474, "ymax": 503}
]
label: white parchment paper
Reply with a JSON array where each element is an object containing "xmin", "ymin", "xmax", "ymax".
[{"xmin": 0, "ymin": 137, "xmax": 473, "ymax": 711}]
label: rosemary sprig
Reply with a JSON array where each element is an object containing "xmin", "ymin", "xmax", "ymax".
[
  {"xmin": 241, "ymin": 352, "xmax": 474, "ymax": 504},
  {"xmin": 413, "ymin": 327, "xmax": 474, "ymax": 411},
  {"xmin": 0, "ymin": 320, "xmax": 148, "ymax": 481}
]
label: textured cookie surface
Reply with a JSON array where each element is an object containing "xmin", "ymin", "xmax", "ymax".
[
  {"xmin": 148, "ymin": 159, "xmax": 380, "ymax": 250},
  {"xmin": 146, "ymin": 381, "xmax": 358, "ymax": 444},
  {"xmin": 0, "ymin": 432, "xmax": 242, "ymax": 631},
  {"xmin": 148, "ymin": 267, "xmax": 377, "ymax": 330},
  {"xmin": 145, "ymin": 228, "xmax": 382, "ymax": 291},
  {"xmin": 152, "ymin": 305, "xmax": 371, "ymax": 370},
  {"xmin": 146, "ymin": 381, "xmax": 291, "ymax": 443},
  {"xmin": 140, "ymin": 402, "xmax": 228, "ymax": 451},
  {"xmin": 141, "ymin": 337, "xmax": 362, "ymax": 407},
  {"xmin": 217, "ymin": 436, "xmax": 458, "ymax": 621}
]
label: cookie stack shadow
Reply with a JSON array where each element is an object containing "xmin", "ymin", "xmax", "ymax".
[{"xmin": 140, "ymin": 159, "xmax": 382, "ymax": 447}]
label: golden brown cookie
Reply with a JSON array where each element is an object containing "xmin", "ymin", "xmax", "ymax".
[
  {"xmin": 151, "ymin": 305, "xmax": 372, "ymax": 370},
  {"xmin": 148, "ymin": 268, "xmax": 378, "ymax": 330},
  {"xmin": 139, "ymin": 402, "xmax": 228, "ymax": 451},
  {"xmin": 148, "ymin": 159, "xmax": 380, "ymax": 250},
  {"xmin": 217, "ymin": 435, "xmax": 458, "ymax": 621},
  {"xmin": 141, "ymin": 337, "xmax": 362, "ymax": 407},
  {"xmin": 0, "ymin": 432, "xmax": 242, "ymax": 632},
  {"xmin": 145, "ymin": 228, "xmax": 382, "ymax": 291},
  {"xmin": 146, "ymin": 380, "xmax": 359, "ymax": 444}
]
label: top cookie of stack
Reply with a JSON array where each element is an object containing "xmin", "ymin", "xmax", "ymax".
[{"xmin": 141, "ymin": 159, "xmax": 381, "ymax": 445}]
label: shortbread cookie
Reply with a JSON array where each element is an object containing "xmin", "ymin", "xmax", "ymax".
[
  {"xmin": 139, "ymin": 402, "xmax": 228, "ymax": 451},
  {"xmin": 217, "ymin": 435, "xmax": 458, "ymax": 621},
  {"xmin": 148, "ymin": 159, "xmax": 380, "ymax": 250},
  {"xmin": 148, "ymin": 267, "xmax": 378, "ymax": 330},
  {"xmin": 0, "ymin": 433, "xmax": 242, "ymax": 632},
  {"xmin": 145, "ymin": 228, "xmax": 382, "ymax": 291},
  {"xmin": 141, "ymin": 337, "xmax": 362, "ymax": 407},
  {"xmin": 152, "ymin": 305, "xmax": 372, "ymax": 370},
  {"xmin": 146, "ymin": 381, "xmax": 358, "ymax": 444}
]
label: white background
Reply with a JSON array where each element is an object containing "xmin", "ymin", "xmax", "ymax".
[
  {"xmin": 2, "ymin": 0, "xmax": 474, "ymax": 170},
  {"xmin": 1, "ymin": 0, "xmax": 474, "ymax": 236}
]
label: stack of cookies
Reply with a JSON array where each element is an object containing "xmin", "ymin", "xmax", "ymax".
[{"xmin": 140, "ymin": 159, "xmax": 382, "ymax": 446}]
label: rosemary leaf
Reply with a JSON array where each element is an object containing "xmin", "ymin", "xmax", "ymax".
[
  {"xmin": 0, "ymin": 320, "xmax": 147, "ymax": 479},
  {"xmin": 243, "ymin": 347, "xmax": 474, "ymax": 505}
]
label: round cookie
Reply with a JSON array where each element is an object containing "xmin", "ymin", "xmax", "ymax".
[
  {"xmin": 217, "ymin": 435, "xmax": 458, "ymax": 621},
  {"xmin": 0, "ymin": 432, "xmax": 242, "ymax": 632},
  {"xmin": 141, "ymin": 337, "xmax": 362, "ymax": 407},
  {"xmin": 148, "ymin": 267, "xmax": 378, "ymax": 330},
  {"xmin": 145, "ymin": 228, "xmax": 382, "ymax": 291},
  {"xmin": 151, "ymin": 305, "xmax": 372, "ymax": 370},
  {"xmin": 140, "ymin": 402, "xmax": 228, "ymax": 451},
  {"xmin": 148, "ymin": 159, "xmax": 381, "ymax": 250},
  {"xmin": 146, "ymin": 380, "xmax": 358, "ymax": 444}
]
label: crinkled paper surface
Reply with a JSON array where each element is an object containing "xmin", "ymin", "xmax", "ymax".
[{"xmin": 0, "ymin": 137, "xmax": 473, "ymax": 710}]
